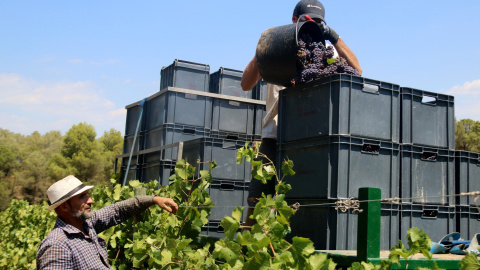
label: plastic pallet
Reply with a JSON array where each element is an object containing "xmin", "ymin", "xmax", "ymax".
[
  {"xmin": 278, "ymin": 74, "xmax": 400, "ymax": 144},
  {"xmin": 455, "ymin": 151, "xmax": 480, "ymax": 207},
  {"xmin": 143, "ymin": 123, "xmax": 210, "ymax": 161},
  {"xmin": 401, "ymin": 87, "xmax": 455, "ymax": 149},
  {"xmin": 182, "ymin": 137, "xmax": 252, "ymax": 182},
  {"xmin": 144, "ymin": 88, "xmax": 212, "ymax": 130},
  {"xmin": 401, "ymin": 145, "xmax": 455, "ymax": 205},
  {"xmin": 209, "ymin": 67, "xmax": 251, "ymax": 99},
  {"xmin": 277, "ymin": 135, "xmax": 400, "ymax": 200},
  {"xmin": 160, "ymin": 59, "xmax": 210, "ymax": 92}
]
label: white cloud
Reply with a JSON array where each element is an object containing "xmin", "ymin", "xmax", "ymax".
[
  {"xmin": 446, "ymin": 79, "xmax": 480, "ymax": 96},
  {"xmin": 0, "ymin": 73, "xmax": 126, "ymax": 136},
  {"xmin": 445, "ymin": 79, "xmax": 480, "ymax": 121},
  {"xmin": 69, "ymin": 58, "xmax": 83, "ymax": 64}
]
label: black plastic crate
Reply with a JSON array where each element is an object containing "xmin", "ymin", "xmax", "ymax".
[
  {"xmin": 201, "ymin": 220, "xmax": 244, "ymax": 239},
  {"xmin": 208, "ymin": 180, "xmax": 248, "ymax": 221},
  {"xmin": 457, "ymin": 205, "xmax": 480, "ymax": 241},
  {"xmin": 145, "ymin": 88, "xmax": 212, "ymax": 130},
  {"xmin": 277, "ymin": 135, "xmax": 400, "ymax": 200},
  {"xmin": 143, "ymin": 123, "xmax": 210, "ymax": 161},
  {"xmin": 286, "ymin": 200, "xmax": 400, "ymax": 251},
  {"xmin": 160, "ymin": 59, "xmax": 210, "ymax": 91},
  {"xmin": 141, "ymin": 160, "xmax": 175, "ymax": 186},
  {"xmin": 211, "ymin": 97, "xmax": 256, "ymax": 135},
  {"xmin": 209, "ymin": 67, "xmax": 251, "ymax": 99},
  {"xmin": 401, "ymin": 145, "xmax": 455, "ymax": 205},
  {"xmin": 125, "ymin": 103, "xmax": 145, "ymax": 136},
  {"xmin": 254, "ymin": 104, "xmax": 266, "ymax": 138},
  {"xmin": 209, "ymin": 130, "xmax": 258, "ymax": 142},
  {"xmin": 182, "ymin": 137, "xmax": 251, "ymax": 182},
  {"xmin": 123, "ymin": 134, "xmax": 142, "ymax": 155},
  {"xmin": 455, "ymin": 151, "xmax": 480, "ymax": 206},
  {"xmin": 400, "ymin": 204, "xmax": 456, "ymax": 246},
  {"xmin": 401, "ymin": 87, "xmax": 455, "ymax": 149},
  {"xmin": 253, "ymin": 79, "xmax": 267, "ymax": 101},
  {"xmin": 278, "ymin": 74, "xmax": 400, "ymax": 144},
  {"xmin": 120, "ymin": 165, "xmax": 140, "ymax": 183}
]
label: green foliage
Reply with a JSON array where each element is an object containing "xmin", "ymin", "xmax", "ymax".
[
  {"xmin": 2, "ymin": 143, "xmax": 480, "ymax": 269},
  {"xmin": 0, "ymin": 144, "xmax": 18, "ymax": 176},
  {"xmin": 455, "ymin": 118, "xmax": 480, "ymax": 152},
  {"xmin": 0, "ymin": 199, "xmax": 56, "ymax": 269},
  {"xmin": 0, "ymin": 124, "xmax": 123, "ymax": 211}
]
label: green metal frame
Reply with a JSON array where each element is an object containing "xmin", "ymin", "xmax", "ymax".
[{"xmin": 319, "ymin": 187, "xmax": 469, "ymax": 270}]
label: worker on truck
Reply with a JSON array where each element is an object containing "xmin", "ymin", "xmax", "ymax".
[
  {"xmin": 36, "ymin": 175, "xmax": 178, "ymax": 269},
  {"xmin": 241, "ymin": 0, "xmax": 362, "ymax": 227}
]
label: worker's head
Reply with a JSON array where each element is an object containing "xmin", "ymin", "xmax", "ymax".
[
  {"xmin": 46, "ymin": 175, "xmax": 94, "ymax": 221},
  {"xmin": 292, "ymin": 0, "xmax": 325, "ymax": 23}
]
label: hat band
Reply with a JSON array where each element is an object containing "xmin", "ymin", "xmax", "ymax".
[{"xmin": 49, "ymin": 184, "xmax": 87, "ymax": 206}]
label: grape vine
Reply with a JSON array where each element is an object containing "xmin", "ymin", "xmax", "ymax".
[{"xmin": 0, "ymin": 144, "xmax": 479, "ymax": 269}]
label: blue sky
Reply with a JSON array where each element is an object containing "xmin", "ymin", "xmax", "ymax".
[{"xmin": 1, "ymin": 1, "xmax": 479, "ymax": 136}]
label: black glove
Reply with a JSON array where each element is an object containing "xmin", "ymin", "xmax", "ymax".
[{"xmin": 320, "ymin": 24, "xmax": 339, "ymax": 44}]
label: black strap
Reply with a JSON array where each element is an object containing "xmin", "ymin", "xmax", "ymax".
[{"xmin": 49, "ymin": 184, "xmax": 86, "ymax": 206}]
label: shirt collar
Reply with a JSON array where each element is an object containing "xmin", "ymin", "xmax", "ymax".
[{"xmin": 55, "ymin": 217, "xmax": 89, "ymax": 235}]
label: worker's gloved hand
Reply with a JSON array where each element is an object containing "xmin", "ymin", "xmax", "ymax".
[{"xmin": 320, "ymin": 24, "xmax": 340, "ymax": 44}]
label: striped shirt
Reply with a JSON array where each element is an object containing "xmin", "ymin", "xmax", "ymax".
[{"xmin": 36, "ymin": 196, "xmax": 155, "ymax": 270}]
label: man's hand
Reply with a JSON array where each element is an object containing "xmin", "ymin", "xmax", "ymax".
[
  {"xmin": 153, "ymin": 196, "xmax": 178, "ymax": 214},
  {"xmin": 320, "ymin": 24, "xmax": 340, "ymax": 44}
]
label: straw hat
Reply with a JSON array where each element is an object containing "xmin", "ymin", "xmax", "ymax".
[{"xmin": 46, "ymin": 175, "xmax": 94, "ymax": 210}]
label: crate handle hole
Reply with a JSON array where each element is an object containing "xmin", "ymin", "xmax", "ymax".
[
  {"xmin": 220, "ymin": 183, "xmax": 235, "ymax": 191},
  {"xmin": 226, "ymin": 135, "xmax": 239, "ymax": 140},
  {"xmin": 183, "ymin": 128, "xmax": 195, "ymax": 134},
  {"xmin": 362, "ymin": 144, "xmax": 380, "ymax": 154},
  {"xmin": 422, "ymin": 209, "xmax": 438, "ymax": 219},
  {"xmin": 217, "ymin": 226, "xmax": 224, "ymax": 233},
  {"xmin": 362, "ymin": 84, "xmax": 379, "ymax": 94},
  {"xmin": 422, "ymin": 95, "xmax": 437, "ymax": 105},
  {"xmin": 477, "ymin": 159, "xmax": 480, "ymax": 167},
  {"xmin": 421, "ymin": 152, "xmax": 437, "ymax": 161}
]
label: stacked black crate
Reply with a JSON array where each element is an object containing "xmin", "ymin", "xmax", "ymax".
[
  {"xmin": 121, "ymin": 101, "xmax": 145, "ymax": 182},
  {"xmin": 121, "ymin": 59, "xmax": 212, "ymax": 186},
  {"xmin": 455, "ymin": 151, "xmax": 480, "ymax": 242},
  {"xmin": 201, "ymin": 67, "xmax": 266, "ymax": 236},
  {"xmin": 276, "ymin": 74, "xmax": 402, "ymax": 251},
  {"xmin": 399, "ymin": 87, "xmax": 456, "ymax": 244}
]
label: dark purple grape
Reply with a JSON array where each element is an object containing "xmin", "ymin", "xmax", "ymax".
[{"xmin": 292, "ymin": 33, "xmax": 360, "ymax": 85}]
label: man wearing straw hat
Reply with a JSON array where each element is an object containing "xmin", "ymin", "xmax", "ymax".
[
  {"xmin": 36, "ymin": 175, "xmax": 178, "ymax": 269},
  {"xmin": 241, "ymin": 0, "xmax": 361, "ymax": 227}
]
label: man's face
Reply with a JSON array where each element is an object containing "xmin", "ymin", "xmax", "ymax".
[{"xmin": 68, "ymin": 190, "xmax": 94, "ymax": 221}]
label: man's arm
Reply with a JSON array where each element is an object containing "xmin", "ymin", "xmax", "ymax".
[
  {"xmin": 241, "ymin": 56, "xmax": 262, "ymax": 91},
  {"xmin": 322, "ymin": 24, "xmax": 362, "ymax": 75},
  {"xmin": 333, "ymin": 38, "xmax": 362, "ymax": 75},
  {"xmin": 90, "ymin": 196, "xmax": 177, "ymax": 233}
]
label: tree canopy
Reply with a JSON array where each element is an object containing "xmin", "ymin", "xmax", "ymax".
[{"xmin": 0, "ymin": 124, "xmax": 123, "ymax": 211}]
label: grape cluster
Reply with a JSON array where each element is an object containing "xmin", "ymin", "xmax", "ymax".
[{"xmin": 291, "ymin": 35, "xmax": 360, "ymax": 86}]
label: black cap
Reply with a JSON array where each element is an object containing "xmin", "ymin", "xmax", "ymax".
[{"xmin": 293, "ymin": 0, "xmax": 325, "ymax": 22}]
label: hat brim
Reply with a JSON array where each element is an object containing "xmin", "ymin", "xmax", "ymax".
[
  {"xmin": 306, "ymin": 13, "xmax": 325, "ymax": 23},
  {"xmin": 47, "ymin": 185, "xmax": 94, "ymax": 210}
]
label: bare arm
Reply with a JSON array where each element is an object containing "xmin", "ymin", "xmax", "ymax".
[
  {"xmin": 333, "ymin": 38, "xmax": 362, "ymax": 75},
  {"xmin": 241, "ymin": 56, "xmax": 262, "ymax": 91}
]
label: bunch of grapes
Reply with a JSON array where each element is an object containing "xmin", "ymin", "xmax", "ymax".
[{"xmin": 291, "ymin": 35, "xmax": 360, "ymax": 86}]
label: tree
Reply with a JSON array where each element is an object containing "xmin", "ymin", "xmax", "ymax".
[
  {"xmin": 455, "ymin": 118, "xmax": 480, "ymax": 152},
  {"xmin": 0, "ymin": 145, "xmax": 18, "ymax": 176},
  {"xmin": 99, "ymin": 129, "xmax": 123, "ymax": 181}
]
